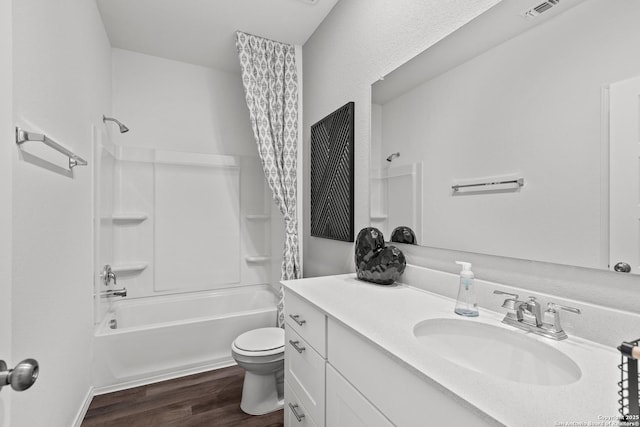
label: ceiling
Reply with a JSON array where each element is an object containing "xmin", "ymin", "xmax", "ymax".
[{"xmin": 96, "ymin": 0, "xmax": 339, "ymax": 73}]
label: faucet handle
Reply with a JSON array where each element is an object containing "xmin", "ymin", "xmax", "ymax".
[
  {"xmin": 493, "ymin": 290, "xmax": 519, "ymax": 299},
  {"xmin": 543, "ymin": 302, "xmax": 581, "ymax": 337},
  {"xmin": 493, "ymin": 290, "xmax": 520, "ymax": 312},
  {"xmin": 546, "ymin": 302, "xmax": 581, "ymax": 315}
]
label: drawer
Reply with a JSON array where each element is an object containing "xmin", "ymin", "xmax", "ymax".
[
  {"xmin": 326, "ymin": 364, "xmax": 394, "ymax": 427},
  {"xmin": 284, "ymin": 291, "xmax": 326, "ymax": 357},
  {"xmin": 285, "ymin": 380, "xmax": 319, "ymax": 427},
  {"xmin": 327, "ymin": 318, "xmax": 496, "ymax": 427},
  {"xmin": 285, "ymin": 327, "xmax": 325, "ymax": 426}
]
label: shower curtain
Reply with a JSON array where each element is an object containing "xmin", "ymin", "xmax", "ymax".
[{"xmin": 236, "ymin": 31, "xmax": 300, "ymax": 328}]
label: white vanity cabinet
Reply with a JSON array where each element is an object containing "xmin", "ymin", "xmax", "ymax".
[
  {"xmin": 284, "ymin": 289, "xmax": 496, "ymax": 427},
  {"xmin": 284, "ymin": 292, "xmax": 327, "ymax": 427}
]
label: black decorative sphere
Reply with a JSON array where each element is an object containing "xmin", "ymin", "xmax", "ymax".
[
  {"xmin": 354, "ymin": 227, "xmax": 406, "ymax": 285},
  {"xmin": 391, "ymin": 226, "xmax": 417, "ymax": 245}
]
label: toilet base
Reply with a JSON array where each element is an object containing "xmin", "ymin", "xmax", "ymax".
[{"xmin": 240, "ymin": 370, "xmax": 284, "ymax": 415}]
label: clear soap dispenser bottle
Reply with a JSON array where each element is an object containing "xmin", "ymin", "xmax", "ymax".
[{"xmin": 454, "ymin": 261, "xmax": 478, "ymax": 317}]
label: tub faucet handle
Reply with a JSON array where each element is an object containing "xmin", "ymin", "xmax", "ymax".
[{"xmin": 101, "ymin": 264, "xmax": 117, "ymax": 286}]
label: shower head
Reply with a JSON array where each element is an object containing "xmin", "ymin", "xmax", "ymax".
[
  {"xmin": 103, "ymin": 115, "xmax": 129, "ymax": 133},
  {"xmin": 386, "ymin": 152, "xmax": 400, "ymax": 162}
]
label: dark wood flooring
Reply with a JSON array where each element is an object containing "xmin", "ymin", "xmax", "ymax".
[{"xmin": 81, "ymin": 365, "xmax": 284, "ymax": 427}]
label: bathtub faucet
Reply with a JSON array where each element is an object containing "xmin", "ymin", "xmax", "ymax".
[{"xmin": 101, "ymin": 288, "xmax": 127, "ymax": 298}]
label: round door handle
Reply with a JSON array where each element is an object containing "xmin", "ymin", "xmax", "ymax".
[
  {"xmin": 0, "ymin": 358, "xmax": 39, "ymax": 392},
  {"xmin": 614, "ymin": 262, "xmax": 631, "ymax": 273}
]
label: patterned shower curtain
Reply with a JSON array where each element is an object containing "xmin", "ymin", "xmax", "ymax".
[{"xmin": 236, "ymin": 31, "xmax": 301, "ymax": 328}]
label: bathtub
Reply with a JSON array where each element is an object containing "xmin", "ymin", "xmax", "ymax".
[{"xmin": 93, "ymin": 284, "xmax": 278, "ymax": 392}]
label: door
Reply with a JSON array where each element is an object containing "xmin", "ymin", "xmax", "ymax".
[
  {"xmin": 610, "ymin": 75, "xmax": 640, "ymax": 273},
  {"xmin": 0, "ymin": 0, "xmax": 12, "ymax": 423}
]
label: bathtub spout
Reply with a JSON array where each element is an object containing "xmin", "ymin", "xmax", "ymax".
[{"xmin": 101, "ymin": 288, "xmax": 127, "ymax": 298}]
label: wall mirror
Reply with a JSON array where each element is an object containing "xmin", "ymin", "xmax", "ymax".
[{"xmin": 370, "ymin": 0, "xmax": 640, "ymax": 274}]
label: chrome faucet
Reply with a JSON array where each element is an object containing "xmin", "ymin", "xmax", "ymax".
[
  {"xmin": 493, "ymin": 290, "xmax": 580, "ymax": 340},
  {"xmin": 518, "ymin": 296, "xmax": 543, "ymax": 327},
  {"xmin": 100, "ymin": 288, "xmax": 127, "ymax": 298}
]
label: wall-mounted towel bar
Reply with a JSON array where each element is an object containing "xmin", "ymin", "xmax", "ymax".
[
  {"xmin": 452, "ymin": 178, "xmax": 524, "ymax": 192},
  {"xmin": 15, "ymin": 127, "xmax": 88, "ymax": 170}
]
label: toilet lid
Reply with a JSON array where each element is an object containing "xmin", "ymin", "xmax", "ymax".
[{"xmin": 234, "ymin": 327, "xmax": 284, "ymax": 352}]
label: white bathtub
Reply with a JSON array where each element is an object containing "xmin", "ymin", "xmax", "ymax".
[{"xmin": 93, "ymin": 284, "xmax": 278, "ymax": 392}]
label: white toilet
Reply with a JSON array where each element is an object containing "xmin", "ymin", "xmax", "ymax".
[{"xmin": 231, "ymin": 327, "xmax": 285, "ymax": 415}]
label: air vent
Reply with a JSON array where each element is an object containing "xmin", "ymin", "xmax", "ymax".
[{"xmin": 521, "ymin": 0, "xmax": 560, "ymax": 19}]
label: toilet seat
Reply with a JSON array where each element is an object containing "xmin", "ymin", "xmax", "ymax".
[{"xmin": 232, "ymin": 327, "xmax": 284, "ymax": 357}]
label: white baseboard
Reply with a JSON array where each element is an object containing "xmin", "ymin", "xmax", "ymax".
[
  {"xmin": 72, "ymin": 386, "xmax": 94, "ymax": 427},
  {"xmin": 92, "ymin": 360, "xmax": 237, "ymax": 396}
]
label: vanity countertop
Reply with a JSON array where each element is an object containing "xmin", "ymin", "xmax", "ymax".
[{"xmin": 282, "ymin": 273, "xmax": 620, "ymax": 427}]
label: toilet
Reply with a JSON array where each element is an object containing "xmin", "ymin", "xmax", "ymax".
[{"xmin": 231, "ymin": 327, "xmax": 285, "ymax": 415}]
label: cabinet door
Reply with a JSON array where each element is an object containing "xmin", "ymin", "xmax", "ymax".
[{"xmin": 326, "ymin": 365, "xmax": 394, "ymax": 427}]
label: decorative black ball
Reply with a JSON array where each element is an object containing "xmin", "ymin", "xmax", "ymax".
[{"xmin": 391, "ymin": 226, "xmax": 417, "ymax": 245}]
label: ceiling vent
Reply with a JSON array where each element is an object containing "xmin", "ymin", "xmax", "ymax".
[{"xmin": 521, "ymin": 0, "xmax": 560, "ymax": 19}]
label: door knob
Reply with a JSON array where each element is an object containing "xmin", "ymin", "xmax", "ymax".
[
  {"xmin": 614, "ymin": 262, "xmax": 631, "ymax": 273},
  {"xmin": 0, "ymin": 359, "xmax": 39, "ymax": 392}
]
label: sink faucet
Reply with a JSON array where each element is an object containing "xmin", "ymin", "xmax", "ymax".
[
  {"xmin": 493, "ymin": 290, "xmax": 580, "ymax": 340},
  {"xmin": 518, "ymin": 296, "xmax": 543, "ymax": 327}
]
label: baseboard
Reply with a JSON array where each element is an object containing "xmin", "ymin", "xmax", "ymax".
[
  {"xmin": 92, "ymin": 360, "xmax": 237, "ymax": 396},
  {"xmin": 72, "ymin": 386, "xmax": 94, "ymax": 427}
]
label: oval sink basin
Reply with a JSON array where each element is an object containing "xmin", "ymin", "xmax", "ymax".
[{"xmin": 413, "ymin": 318, "xmax": 581, "ymax": 386}]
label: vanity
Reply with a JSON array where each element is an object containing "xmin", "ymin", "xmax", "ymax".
[{"xmin": 282, "ymin": 272, "xmax": 620, "ymax": 427}]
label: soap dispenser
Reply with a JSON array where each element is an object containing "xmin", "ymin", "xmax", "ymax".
[{"xmin": 454, "ymin": 261, "xmax": 478, "ymax": 317}]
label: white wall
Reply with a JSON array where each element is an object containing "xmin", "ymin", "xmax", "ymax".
[
  {"xmin": 302, "ymin": 0, "xmax": 501, "ymax": 276},
  {"xmin": 378, "ymin": 0, "xmax": 640, "ymax": 269},
  {"xmin": 112, "ymin": 48, "xmax": 255, "ymax": 155},
  {"xmin": 11, "ymin": 0, "xmax": 112, "ymax": 426}
]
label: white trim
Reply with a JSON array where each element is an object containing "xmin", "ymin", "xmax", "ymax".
[
  {"xmin": 72, "ymin": 387, "xmax": 95, "ymax": 427},
  {"xmin": 599, "ymin": 86, "xmax": 610, "ymax": 271},
  {"xmin": 92, "ymin": 360, "xmax": 236, "ymax": 396},
  {"xmin": 295, "ymin": 44, "xmax": 304, "ymax": 277}
]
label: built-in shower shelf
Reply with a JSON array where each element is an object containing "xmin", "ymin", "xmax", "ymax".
[
  {"xmin": 245, "ymin": 256, "xmax": 271, "ymax": 264},
  {"xmin": 112, "ymin": 262, "xmax": 148, "ymax": 274},
  {"xmin": 244, "ymin": 214, "xmax": 271, "ymax": 221},
  {"xmin": 370, "ymin": 214, "xmax": 388, "ymax": 221},
  {"xmin": 112, "ymin": 212, "xmax": 148, "ymax": 223}
]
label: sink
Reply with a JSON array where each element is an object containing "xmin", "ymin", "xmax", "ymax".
[{"xmin": 413, "ymin": 318, "xmax": 581, "ymax": 386}]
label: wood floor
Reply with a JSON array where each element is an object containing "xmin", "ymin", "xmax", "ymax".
[{"xmin": 81, "ymin": 365, "xmax": 284, "ymax": 427}]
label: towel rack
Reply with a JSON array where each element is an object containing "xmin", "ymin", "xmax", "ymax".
[
  {"xmin": 452, "ymin": 178, "xmax": 524, "ymax": 192},
  {"xmin": 15, "ymin": 127, "xmax": 88, "ymax": 170}
]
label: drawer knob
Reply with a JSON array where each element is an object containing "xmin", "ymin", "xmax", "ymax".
[
  {"xmin": 288, "ymin": 402, "xmax": 306, "ymax": 422},
  {"xmin": 289, "ymin": 339, "xmax": 306, "ymax": 354},
  {"xmin": 289, "ymin": 314, "xmax": 306, "ymax": 326}
]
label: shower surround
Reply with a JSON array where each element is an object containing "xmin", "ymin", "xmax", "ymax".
[
  {"xmin": 93, "ymin": 139, "xmax": 282, "ymax": 390},
  {"xmin": 90, "ymin": 47, "xmax": 288, "ymax": 390}
]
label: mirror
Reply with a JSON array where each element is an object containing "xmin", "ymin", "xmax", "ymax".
[{"xmin": 370, "ymin": 0, "xmax": 640, "ymax": 273}]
